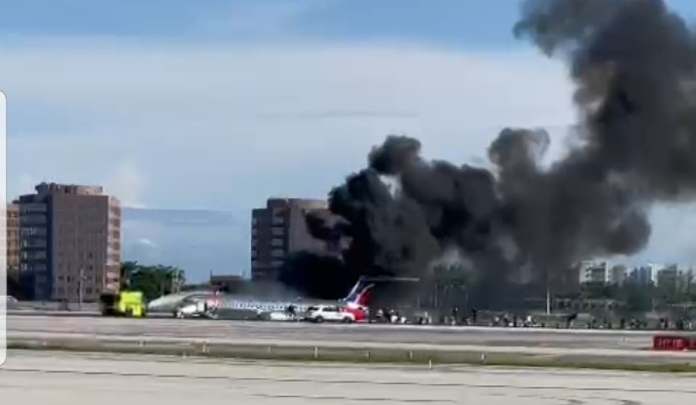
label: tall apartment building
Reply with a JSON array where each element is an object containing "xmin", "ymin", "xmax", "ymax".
[
  {"xmin": 5, "ymin": 203, "xmax": 21, "ymax": 281},
  {"xmin": 251, "ymin": 198, "xmax": 343, "ymax": 280},
  {"xmin": 629, "ymin": 263, "xmax": 662, "ymax": 286},
  {"xmin": 16, "ymin": 183, "xmax": 121, "ymax": 301}
]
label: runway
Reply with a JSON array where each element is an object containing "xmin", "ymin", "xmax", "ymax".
[
  {"xmin": 6, "ymin": 314, "xmax": 660, "ymax": 350},
  {"xmin": 2, "ymin": 350, "xmax": 695, "ymax": 404}
]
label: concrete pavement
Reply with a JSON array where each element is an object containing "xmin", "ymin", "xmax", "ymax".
[
  {"xmin": 6, "ymin": 314, "xmax": 664, "ymax": 349},
  {"xmin": 2, "ymin": 350, "xmax": 696, "ymax": 404}
]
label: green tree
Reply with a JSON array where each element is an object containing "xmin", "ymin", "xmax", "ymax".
[
  {"xmin": 620, "ymin": 283, "xmax": 654, "ymax": 312},
  {"xmin": 430, "ymin": 264, "xmax": 472, "ymax": 310},
  {"xmin": 120, "ymin": 261, "xmax": 140, "ymax": 289},
  {"xmin": 120, "ymin": 261, "xmax": 186, "ymax": 301}
]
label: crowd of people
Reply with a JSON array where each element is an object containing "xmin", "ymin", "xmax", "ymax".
[
  {"xmin": 368, "ymin": 306, "xmax": 696, "ymax": 331},
  {"xmin": 282, "ymin": 303, "xmax": 696, "ymax": 330}
]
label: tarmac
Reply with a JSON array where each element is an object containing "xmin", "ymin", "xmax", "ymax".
[
  {"xmin": 5, "ymin": 314, "xmax": 664, "ymax": 349},
  {"xmin": 2, "ymin": 350, "xmax": 696, "ymax": 404},
  {"xmin": 7, "ymin": 314, "xmax": 696, "ymax": 369}
]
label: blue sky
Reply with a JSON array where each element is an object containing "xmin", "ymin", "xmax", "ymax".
[
  {"xmin": 0, "ymin": 1, "xmax": 520, "ymax": 45},
  {"xmin": 3, "ymin": 0, "xmax": 696, "ymax": 280},
  {"xmin": 1, "ymin": 1, "xmax": 692, "ymax": 44}
]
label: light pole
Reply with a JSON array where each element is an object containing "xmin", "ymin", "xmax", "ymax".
[{"xmin": 78, "ymin": 267, "xmax": 85, "ymax": 309}]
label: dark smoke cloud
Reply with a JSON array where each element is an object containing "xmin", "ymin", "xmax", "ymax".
[
  {"xmin": 278, "ymin": 252, "xmax": 356, "ymax": 299},
  {"xmin": 297, "ymin": 0, "xmax": 696, "ymax": 305},
  {"xmin": 329, "ymin": 162, "xmax": 441, "ymax": 278},
  {"xmin": 507, "ymin": 0, "xmax": 696, "ymax": 266}
]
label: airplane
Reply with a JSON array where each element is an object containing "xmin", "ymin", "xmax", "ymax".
[{"xmin": 147, "ymin": 277, "xmax": 380, "ymax": 322}]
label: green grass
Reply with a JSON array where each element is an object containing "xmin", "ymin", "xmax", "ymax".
[{"xmin": 9, "ymin": 340, "xmax": 696, "ymax": 373}]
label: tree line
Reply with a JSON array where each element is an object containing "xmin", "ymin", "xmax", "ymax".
[{"xmin": 120, "ymin": 261, "xmax": 186, "ymax": 301}]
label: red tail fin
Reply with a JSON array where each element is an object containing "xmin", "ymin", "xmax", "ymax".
[
  {"xmin": 355, "ymin": 285, "xmax": 373, "ymax": 306},
  {"xmin": 343, "ymin": 280, "xmax": 374, "ymax": 307}
]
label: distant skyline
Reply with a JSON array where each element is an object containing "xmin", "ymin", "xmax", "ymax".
[{"xmin": 5, "ymin": 1, "xmax": 696, "ymax": 277}]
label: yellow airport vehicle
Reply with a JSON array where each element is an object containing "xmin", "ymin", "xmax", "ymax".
[{"xmin": 100, "ymin": 291, "xmax": 147, "ymax": 317}]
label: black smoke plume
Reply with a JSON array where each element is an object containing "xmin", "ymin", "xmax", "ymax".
[
  {"xmin": 278, "ymin": 252, "xmax": 357, "ymax": 299},
  {"xmin": 298, "ymin": 0, "xmax": 696, "ymax": 305}
]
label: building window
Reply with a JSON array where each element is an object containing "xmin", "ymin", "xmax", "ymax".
[
  {"xmin": 271, "ymin": 238, "xmax": 284, "ymax": 247},
  {"xmin": 271, "ymin": 227, "xmax": 284, "ymax": 236},
  {"xmin": 271, "ymin": 249, "xmax": 285, "ymax": 258}
]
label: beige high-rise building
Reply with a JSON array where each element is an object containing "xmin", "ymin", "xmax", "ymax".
[
  {"xmin": 251, "ymin": 198, "xmax": 344, "ymax": 280},
  {"xmin": 17, "ymin": 183, "xmax": 121, "ymax": 301}
]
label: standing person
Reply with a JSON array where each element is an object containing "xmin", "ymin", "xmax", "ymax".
[{"xmin": 566, "ymin": 312, "xmax": 578, "ymax": 329}]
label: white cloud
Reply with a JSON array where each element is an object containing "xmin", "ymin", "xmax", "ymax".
[
  {"xmin": 136, "ymin": 237, "xmax": 157, "ymax": 248},
  {"xmin": 3, "ymin": 39, "xmax": 575, "ymax": 210},
  {"xmin": 4, "ymin": 37, "xmax": 696, "ymax": 268}
]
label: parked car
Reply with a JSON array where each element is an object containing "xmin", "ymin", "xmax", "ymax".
[{"xmin": 305, "ymin": 305, "xmax": 355, "ymax": 323}]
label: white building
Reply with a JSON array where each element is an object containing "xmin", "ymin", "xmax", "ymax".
[
  {"xmin": 578, "ymin": 261, "xmax": 608, "ymax": 284},
  {"xmin": 656, "ymin": 265, "xmax": 695, "ymax": 291},
  {"xmin": 608, "ymin": 265, "xmax": 627, "ymax": 286},
  {"xmin": 656, "ymin": 265, "xmax": 679, "ymax": 289}
]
